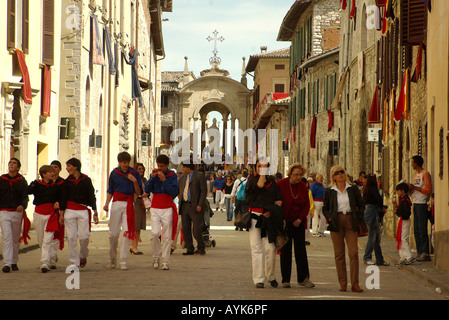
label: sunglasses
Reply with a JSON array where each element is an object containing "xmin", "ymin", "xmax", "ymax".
[{"xmin": 333, "ymin": 170, "xmax": 346, "ymax": 176}]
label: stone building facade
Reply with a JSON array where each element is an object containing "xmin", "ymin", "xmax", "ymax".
[
  {"xmin": 277, "ymin": 0, "xmax": 341, "ymax": 184},
  {"xmin": 1, "ymin": 0, "xmax": 63, "ymax": 218}
]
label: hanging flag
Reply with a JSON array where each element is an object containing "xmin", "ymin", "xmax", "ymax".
[
  {"xmin": 395, "ymin": 69, "xmax": 409, "ymax": 122},
  {"xmin": 382, "ymin": 97, "xmax": 388, "ymax": 142},
  {"xmin": 310, "ymin": 115, "xmax": 317, "ymax": 149},
  {"xmin": 368, "ymin": 85, "xmax": 380, "ymax": 123},
  {"xmin": 385, "ymin": 0, "xmax": 395, "ymax": 19},
  {"xmin": 15, "ymin": 49, "xmax": 33, "ymax": 104},
  {"xmin": 92, "ymin": 14, "xmax": 106, "ymax": 66},
  {"xmin": 390, "ymin": 89, "xmax": 395, "ymax": 135},
  {"xmin": 105, "ymin": 26, "xmax": 117, "ymax": 75},
  {"xmin": 340, "ymin": 0, "xmax": 347, "ymax": 10},
  {"xmin": 42, "ymin": 65, "xmax": 52, "ymax": 117},
  {"xmin": 328, "ymin": 110, "xmax": 334, "ymax": 132},
  {"xmin": 411, "ymin": 42, "xmax": 424, "ymax": 83},
  {"xmin": 350, "ymin": 0, "xmax": 356, "ymax": 19}
]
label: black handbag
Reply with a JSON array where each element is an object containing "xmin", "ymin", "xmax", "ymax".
[{"xmin": 234, "ymin": 211, "xmax": 251, "ymax": 229}]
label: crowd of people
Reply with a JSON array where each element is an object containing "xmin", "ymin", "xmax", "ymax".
[{"xmin": 0, "ymin": 153, "xmax": 434, "ymax": 293}]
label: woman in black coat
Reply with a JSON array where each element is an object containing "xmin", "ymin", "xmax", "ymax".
[{"xmin": 322, "ymin": 165, "xmax": 365, "ymax": 293}]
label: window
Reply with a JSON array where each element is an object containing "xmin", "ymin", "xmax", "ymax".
[
  {"xmin": 401, "ymin": 0, "xmax": 427, "ymax": 46},
  {"xmin": 274, "ymin": 84, "xmax": 285, "ymax": 93},
  {"xmin": 275, "ymin": 64, "xmax": 285, "ymax": 70},
  {"xmin": 162, "ymin": 94, "xmax": 169, "ymax": 109},
  {"xmin": 7, "ymin": 0, "xmax": 15, "ymax": 49},
  {"xmin": 42, "ymin": 0, "xmax": 54, "ymax": 65}
]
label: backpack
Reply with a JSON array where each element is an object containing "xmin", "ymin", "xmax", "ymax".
[{"xmin": 236, "ymin": 178, "xmax": 247, "ymax": 201}]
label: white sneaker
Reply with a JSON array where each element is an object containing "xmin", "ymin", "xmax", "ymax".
[
  {"xmin": 120, "ymin": 264, "xmax": 128, "ymax": 270},
  {"xmin": 40, "ymin": 264, "xmax": 50, "ymax": 273},
  {"xmin": 153, "ymin": 259, "xmax": 160, "ymax": 269},
  {"xmin": 106, "ymin": 260, "xmax": 116, "ymax": 269},
  {"xmin": 162, "ymin": 263, "xmax": 169, "ymax": 270}
]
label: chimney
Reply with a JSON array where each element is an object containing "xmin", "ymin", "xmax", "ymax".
[{"xmin": 260, "ymin": 46, "xmax": 267, "ymax": 53}]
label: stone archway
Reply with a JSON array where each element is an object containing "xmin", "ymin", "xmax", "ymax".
[{"xmin": 178, "ymin": 66, "xmax": 251, "ymax": 163}]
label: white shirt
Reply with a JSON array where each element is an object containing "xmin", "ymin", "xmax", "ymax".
[
  {"xmin": 331, "ymin": 182, "xmax": 352, "ymax": 214},
  {"xmin": 231, "ymin": 177, "xmax": 247, "ymax": 197}
]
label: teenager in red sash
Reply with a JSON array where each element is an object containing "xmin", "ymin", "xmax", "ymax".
[
  {"xmin": 27, "ymin": 165, "xmax": 63, "ymax": 272},
  {"xmin": 0, "ymin": 158, "xmax": 29, "ymax": 273},
  {"xmin": 59, "ymin": 158, "xmax": 99, "ymax": 268},
  {"xmin": 103, "ymin": 152, "xmax": 142, "ymax": 270},
  {"xmin": 144, "ymin": 155, "xmax": 178, "ymax": 270}
]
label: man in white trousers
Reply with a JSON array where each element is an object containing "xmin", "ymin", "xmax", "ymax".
[
  {"xmin": 145, "ymin": 155, "xmax": 179, "ymax": 270},
  {"xmin": 310, "ymin": 174, "xmax": 326, "ymax": 237},
  {"xmin": 104, "ymin": 152, "xmax": 142, "ymax": 270},
  {"xmin": 0, "ymin": 158, "xmax": 29, "ymax": 273}
]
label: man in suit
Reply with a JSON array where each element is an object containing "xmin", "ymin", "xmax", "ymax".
[{"xmin": 178, "ymin": 161, "xmax": 207, "ymax": 255}]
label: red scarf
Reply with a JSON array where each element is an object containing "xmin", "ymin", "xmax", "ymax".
[
  {"xmin": 46, "ymin": 209, "xmax": 65, "ymax": 250},
  {"xmin": 395, "ymin": 197, "xmax": 412, "ymax": 250},
  {"xmin": 67, "ymin": 174, "xmax": 87, "ymax": 186},
  {"xmin": 112, "ymin": 168, "xmax": 138, "ymax": 240},
  {"xmin": 1, "ymin": 174, "xmax": 23, "ymax": 187}
]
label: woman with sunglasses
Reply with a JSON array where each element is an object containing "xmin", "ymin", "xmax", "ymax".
[{"xmin": 323, "ymin": 166, "xmax": 365, "ymax": 293}]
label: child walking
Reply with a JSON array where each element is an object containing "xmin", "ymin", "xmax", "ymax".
[{"xmin": 394, "ymin": 183, "xmax": 414, "ymax": 265}]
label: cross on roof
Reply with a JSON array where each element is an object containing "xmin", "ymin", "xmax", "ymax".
[{"xmin": 206, "ymin": 30, "xmax": 225, "ymax": 64}]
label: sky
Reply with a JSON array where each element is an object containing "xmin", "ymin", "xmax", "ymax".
[{"xmin": 161, "ymin": 0, "xmax": 294, "ymax": 88}]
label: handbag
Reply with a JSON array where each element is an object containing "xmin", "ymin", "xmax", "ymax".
[
  {"xmin": 234, "ymin": 211, "xmax": 251, "ymax": 229},
  {"xmin": 275, "ymin": 230, "xmax": 289, "ymax": 250},
  {"xmin": 358, "ymin": 219, "xmax": 369, "ymax": 237}
]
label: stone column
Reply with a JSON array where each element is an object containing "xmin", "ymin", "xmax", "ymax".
[{"xmin": 2, "ymin": 92, "xmax": 15, "ymax": 172}]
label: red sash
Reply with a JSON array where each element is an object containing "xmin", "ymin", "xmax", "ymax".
[
  {"xmin": 151, "ymin": 194, "xmax": 178, "ymax": 241},
  {"xmin": 248, "ymin": 207, "xmax": 264, "ymax": 214},
  {"xmin": 35, "ymin": 203, "xmax": 54, "ymax": 215},
  {"xmin": 396, "ymin": 217, "xmax": 403, "ymax": 250},
  {"xmin": 19, "ymin": 211, "xmax": 31, "ymax": 245},
  {"xmin": 66, "ymin": 201, "xmax": 92, "ymax": 232},
  {"xmin": 113, "ymin": 192, "xmax": 136, "ymax": 240}
]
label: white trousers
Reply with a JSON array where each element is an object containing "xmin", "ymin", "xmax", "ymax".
[
  {"xmin": 33, "ymin": 212, "xmax": 59, "ymax": 267},
  {"xmin": 249, "ymin": 215, "xmax": 276, "ymax": 284},
  {"xmin": 150, "ymin": 207, "xmax": 173, "ymax": 264},
  {"xmin": 108, "ymin": 201, "xmax": 130, "ymax": 265},
  {"xmin": 399, "ymin": 219, "xmax": 413, "ymax": 260},
  {"xmin": 312, "ymin": 201, "xmax": 326, "ymax": 234},
  {"xmin": 215, "ymin": 190, "xmax": 224, "ymax": 210},
  {"xmin": 64, "ymin": 209, "xmax": 90, "ymax": 266},
  {"xmin": 0, "ymin": 211, "xmax": 22, "ymax": 266}
]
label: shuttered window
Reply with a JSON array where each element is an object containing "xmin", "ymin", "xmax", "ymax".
[
  {"xmin": 7, "ymin": 0, "xmax": 16, "ymax": 49},
  {"xmin": 42, "ymin": 0, "xmax": 54, "ymax": 65},
  {"xmin": 22, "ymin": 0, "xmax": 29, "ymax": 54},
  {"xmin": 401, "ymin": 0, "xmax": 427, "ymax": 46}
]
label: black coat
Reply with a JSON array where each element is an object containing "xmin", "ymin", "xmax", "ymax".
[
  {"xmin": 255, "ymin": 204, "xmax": 285, "ymax": 244},
  {"xmin": 322, "ymin": 185, "xmax": 365, "ymax": 232}
]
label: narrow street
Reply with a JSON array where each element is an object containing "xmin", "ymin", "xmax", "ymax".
[{"xmin": 1, "ymin": 199, "xmax": 447, "ymax": 304}]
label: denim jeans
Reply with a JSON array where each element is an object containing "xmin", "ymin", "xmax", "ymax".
[
  {"xmin": 413, "ymin": 203, "xmax": 429, "ymax": 255},
  {"xmin": 234, "ymin": 199, "xmax": 247, "ymax": 219},
  {"xmin": 225, "ymin": 197, "xmax": 233, "ymax": 220},
  {"xmin": 363, "ymin": 204, "xmax": 385, "ymax": 264}
]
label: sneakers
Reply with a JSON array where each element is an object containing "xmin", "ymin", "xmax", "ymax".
[
  {"xmin": 106, "ymin": 260, "xmax": 117, "ymax": 269},
  {"xmin": 153, "ymin": 259, "xmax": 160, "ymax": 269},
  {"xmin": 41, "ymin": 264, "xmax": 50, "ymax": 273},
  {"xmin": 298, "ymin": 278, "xmax": 315, "ymax": 288},
  {"xmin": 120, "ymin": 264, "xmax": 128, "ymax": 270},
  {"xmin": 162, "ymin": 263, "xmax": 169, "ymax": 270},
  {"xmin": 416, "ymin": 253, "xmax": 431, "ymax": 262}
]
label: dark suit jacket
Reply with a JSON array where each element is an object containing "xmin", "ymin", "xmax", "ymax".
[
  {"xmin": 178, "ymin": 170, "xmax": 207, "ymax": 215},
  {"xmin": 322, "ymin": 185, "xmax": 365, "ymax": 232}
]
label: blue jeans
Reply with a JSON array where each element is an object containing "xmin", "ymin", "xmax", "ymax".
[
  {"xmin": 413, "ymin": 203, "xmax": 429, "ymax": 255},
  {"xmin": 234, "ymin": 199, "xmax": 247, "ymax": 219},
  {"xmin": 363, "ymin": 204, "xmax": 385, "ymax": 264},
  {"xmin": 225, "ymin": 198, "xmax": 233, "ymax": 220}
]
